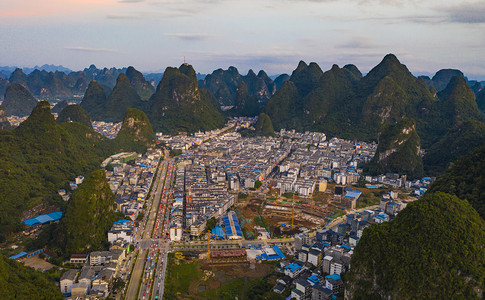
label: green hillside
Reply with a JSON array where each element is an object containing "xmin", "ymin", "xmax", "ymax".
[
  {"xmin": 149, "ymin": 64, "xmax": 225, "ymax": 134},
  {"xmin": 423, "ymin": 120, "xmax": 485, "ymax": 175},
  {"xmin": 114, "ymin": 108, "xmax": 155, "ymax": 153},
  {"xmin": 56, "ymin": 104, "xmax": 93, "ymax": 128},
  {"xmin": 428, "ymin": 144, "xmax": 485, "ymax": 219},
  {"xmin": 0, "ymin": 254, "xmax": 63, "ymax": 299},
  {"xmin": 254, "ymin": 113, "xmax": 275, "ymax": 137},
  {"xmin": 346, "ymin": 192, "xmax": 485, "ymax": 299},
  {"xmin": 61, "ymin": 169, "xmax": 117, "ymax": 255}
]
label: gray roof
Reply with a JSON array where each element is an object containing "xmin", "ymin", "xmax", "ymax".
[{"xmin": 60, "ymin": 269, "xmax": 78, "ymax": 282}]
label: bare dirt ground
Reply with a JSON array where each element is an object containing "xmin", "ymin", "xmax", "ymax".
[{"xmin": 22, "ymin": 255, "xmax": 55, "ymax": 271}]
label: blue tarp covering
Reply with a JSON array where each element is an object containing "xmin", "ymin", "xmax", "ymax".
[
  {"xmin": 9, "ymin": 252, "xmax": 27, "ymax": 260},
  {"xmin": 23, "ymin": 219, "xmax": 40, "ymax": 226},
  {"xmin": 22, "ymin": 211, "xmax": 63, "ymax": 226}
]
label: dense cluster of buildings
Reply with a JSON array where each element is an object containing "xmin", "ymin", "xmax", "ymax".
[
  {"xmin": 92, "ymin": 121, "xmax": 122, "ymax": 139},
  {"xmin": 271, "ymin": 190, "xmax": 411, "ymax": 300},
  {"xmin": 62, "ymin": 248, "xmax": 126, "ymax": 298},
  {"xmin": 169, "ymin": 159, "xmax": 236, "ymax": 239},
  {"xmin": 276, "ymin": 137, "xmax": 376, "ymax": 197},
  {"xmin": 103, "ymin": 149, "xmax": 162, "ymax": 221},
  {"xmin": 156, "ymin": 122, "xmax": 235, "ymax": 151}
]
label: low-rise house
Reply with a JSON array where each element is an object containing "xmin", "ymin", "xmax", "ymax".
[
  {"xmin": 60, "ymin": 269, "xmax": 78, "ymax": 296},
  {"xmin": 273, "ymin": 284, "xmax": 285, "ymax": 294},
  {"xmin": 70, "ymin": 253, "xmax": 88, "ymax": 265},
  {"xmin": 291, "ymin": 288, "xmax": 306, "ymax": 300},
  {"xmin": 284, "ymin": 263, "xmax": 305, "ymax": 278}
]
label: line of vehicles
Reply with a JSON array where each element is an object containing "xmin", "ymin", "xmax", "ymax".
[{"xmin": 139, "ymin": 160, "xmax": 175, "ymax": 300}]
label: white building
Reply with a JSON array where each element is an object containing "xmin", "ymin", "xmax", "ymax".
[{"xmin": 60, "ymin": 269, "xmax": 78, "ymax": 295}]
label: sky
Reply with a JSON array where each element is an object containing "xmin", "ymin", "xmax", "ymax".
[{"xmin": 1, "ymin": 0, "xmax": 485, "ymax": 79}]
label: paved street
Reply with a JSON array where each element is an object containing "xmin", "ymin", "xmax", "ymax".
[{"xmin": 124, "ymin": 148, "xmax": 176, "ymax": 300}]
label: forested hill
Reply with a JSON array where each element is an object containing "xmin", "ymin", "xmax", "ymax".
[
  {"xmin": 346, "ymin": 192, "xmax": 485, "ymax": 299},
  {"xmin": 0, "ymin": 254, "xmax": 63, "ymax": 299},
  {"xmin": 428, "ymin": 144, "xmax": 485, "ymax": 220},
  {"xmin": 0, "ymin": 100, "xmax": 156, "ymax": 239}
]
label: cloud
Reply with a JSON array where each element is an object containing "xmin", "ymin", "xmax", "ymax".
[
  {"xmin": 118, "ymin": 0, "xmax": 145, "ymax": 2},
  {"xmin": 64, "ymin": 46, "xmax": 120, "ymax": 53},
  {"xmin": 107, "ymin": 13, "xmax": 144, "ymax": 19},
  {"xmin": 336, "ymin": 36, "xmax": 379, "ymax": 49},
  {"xmin": 185, "ymin": 50, "xmax": 302, "ymax": 72},
  {"xmin": 164, "ymin": 33, "xmax": 217, "ymax": 41},
  {"xmin": 438, "ymin": 2, "xmax": 485, "ymax": 24}
]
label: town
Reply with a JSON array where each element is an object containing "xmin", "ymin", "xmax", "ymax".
[{"xmin": 8, "ymin": 119, "xmax": 436, "ymax": 300}]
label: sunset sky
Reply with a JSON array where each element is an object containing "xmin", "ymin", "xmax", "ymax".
[{"xmin": 1, "ymin": 0, "xmax": 484, "ymax": 79}]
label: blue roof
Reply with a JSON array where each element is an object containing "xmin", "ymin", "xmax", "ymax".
[
  {"xmin": 211, "ymin": 225, "xmax": 224, "ymax": 239},
  {"xmin": 284, "ymin": 263, "xmax": 301, "ymax": 272},
  {"xmin": 308, "ymin": 274, "xmax": 320, "ymax": 283},
  {"xmin": 36, "ymin": 215, "xmax": 53, "ymax": 223},
  {"xmin": 22, "ymin": 211, "xmax": 63, "ymax": 226},
  {"xmin": 340, "ymin": 245, "xmax": 351, "ymax": 250},
  {"xmin": 47, "ymin": 211, "xmax": 62, "ymax": 220},
  {"xmin": 23, "ymin": 218, "xmax": 40, "ymax": 226},
  {"xmin": 9, "ymin": 252, "xmax": 27, "ymax": 260},
  {"xmin": 114, "ymin": 219, "xmax": 130, "ymax": 225},
  {"xmin": 325, "ymin": 274, "xmax": 341, "ymax": 281},
  {"xmin": 345, "ymin": 189, "xmax": 362, "ymax": 199}
]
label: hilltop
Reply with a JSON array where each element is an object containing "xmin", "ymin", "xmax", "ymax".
[
  {"xmin": 114, "ymin": 108, "xmax": 155, "ymax": 153},
  {"xmin": 2, "ymin": 83, "xmax": 38, "ymax": 117},
  {"xmin": 148, "ymin": 64, "xmax": 225, "ymax": 134},
  {"xmin": 0, "ymin": 254, "xmax": 63, "ymax": 299},
  {"xmin": 346, "ymin": 192, "xmax": 485, "ymax": 299},
  {"xmin": 60, "ymin": 169, "xmax": 117, "ymax": 255}
]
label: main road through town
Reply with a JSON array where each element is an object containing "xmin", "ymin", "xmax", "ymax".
[{"xmin": 124, "ymin": 149, "xmax": 173, "ymax": 300}]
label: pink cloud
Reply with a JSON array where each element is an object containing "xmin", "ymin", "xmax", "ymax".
[{"xmin": 0, "ymin": 0, "xmax": 116, "ymax": 18}]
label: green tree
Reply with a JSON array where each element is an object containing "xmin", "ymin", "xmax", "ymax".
[{"xmin": 206, "ymin": 217, "xmax": 217, "ymax": 230}]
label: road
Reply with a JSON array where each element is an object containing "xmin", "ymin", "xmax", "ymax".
[
  {"xmin": 124, "ymin": 149, "xmax": 172, "ymax": 300},
  {"xmin": 149, "ymin": 157, "xmax": 176, "ymax": 300}
]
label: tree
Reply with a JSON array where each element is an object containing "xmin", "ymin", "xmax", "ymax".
[
  {"xmin": 136, "ymin": 212, "xmax": 145, "ymax": 221},
  {"xmin": 206, "ymin": 217, "xmax": 217, "ymax": 230},
  {"xmin": 255, "ymin": 180, "xmax": 262, "ymax": 189},
  {"xmin": 112, "ymin": 277, "xmax": 125, "ymax": 292}
]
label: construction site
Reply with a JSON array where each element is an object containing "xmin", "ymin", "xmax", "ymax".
[{"xmin": 235, "ymin": 187, "xmax": 334, "ymax": 239}]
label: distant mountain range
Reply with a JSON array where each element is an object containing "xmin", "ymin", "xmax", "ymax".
[{"xmin": 3, "ymin": 55, "xmax": 485, "ymax": 178}]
